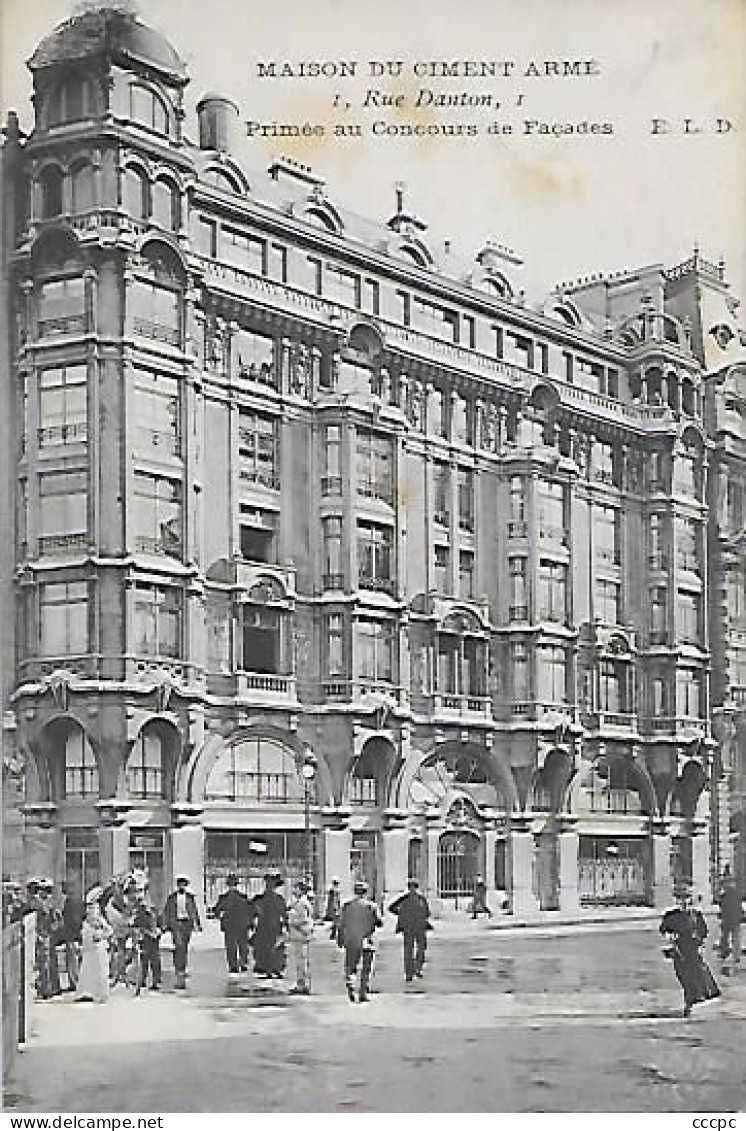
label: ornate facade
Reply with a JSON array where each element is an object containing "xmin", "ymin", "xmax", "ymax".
[{"xmin": 2, "ymin": 8, "xmax": 743, "ymax": 915}]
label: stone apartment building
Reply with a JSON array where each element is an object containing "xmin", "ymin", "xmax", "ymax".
[{"xmin": 1, "ymin": 8, "xmax": 744, "ymax": 915}]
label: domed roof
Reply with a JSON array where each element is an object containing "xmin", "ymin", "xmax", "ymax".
[{"xmin": 28, "ymin": 8, "xmax": 187, "ymax": 82}]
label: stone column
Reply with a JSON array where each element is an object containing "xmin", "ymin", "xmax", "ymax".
[
  {"xmin": 171, "ymin": 822, "xmax": 205, "ymax": 918},
  {"xmin": 690, "ymin": 821, "xmax": 710, "ymax": 904},
  {"xmin": 484, "ymin": 825, "xmax": 497, "ymax": 890},
  {"xmin": 22, "ymin": 818, "xmax": 58, "ymax": 884},
  {"xmin": 322, "ymin": 824, "xmax": 352, "ymax": 900},
  {"xmin": 382, "ymin": 816, "xmax": 409, "ymax": 906},
  {"xmin": 510, "ymin": 817, "xmax": 538, "ymax": 916},
  {"xmin": 651, "ymin": 819, "xmax": 673, "ymax": 908},
  {"xmin": 425, "ymin": 824, "xmax": 440, "ymax": 901},
  {"xmin": 558, "ymin": 816, "xmax": 581, "ymax": 913},
  {"xmin": 98, "ymin": 823, "xmax": 130, "ymax": 880}
]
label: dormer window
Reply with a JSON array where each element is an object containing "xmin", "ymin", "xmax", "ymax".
[
  {"xmin": 48, "ymin": 75, "xmax": 96, "ymax": 127},
  {"xmin": 40, "ymin": 166, "xmax": 63, "ymax": 218}
]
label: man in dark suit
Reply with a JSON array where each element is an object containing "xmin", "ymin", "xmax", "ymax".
[
  {"xmin": 389, "ymin": 879, "xmax": 431, "ymax": 983},
  {"xmin": 210, "ymin": 872, "xmax": 252, "ymax": 975},
  {"xmin": 163, "ymin": 876, "xmax": 201, "ymax": 989}
]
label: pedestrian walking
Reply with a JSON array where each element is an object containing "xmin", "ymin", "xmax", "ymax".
[
  {"xmin": 717, "ymin": 865, "xmax": 743, "ymax": 974},
  {"xmin": 338, "ymin": 879, "xmax": 382, "ymax": 1003},
  {"xmin": 389, "ymin": 879, "xmax": 432, "ymax": 983},
  {"xmin": 210, "ymin": 872, "xmax": 252, "ymax": 976},
  {"xmin": 659, "ymin": 887, "xmax": 721, "ymax": 1017},
  {"xmin": 103, "ymin": 876, "xmax": 137, "ymax": 986},
  {"xmin": 163, "ymin": 876, "xmax": 202, "ymax": 989},
  {"xmin": 471, "ymin": 876, "xmax": 492, "ymax": 919},
  {"xmin": 60, "ymin": 883, "xmax": 84, "ymax": 992},
  {"xmin": 249, "ymin": 872, "xmax": 288, "ymax": 979},
  {"xmin": 76, "ymin": 889, "xmax": 113, "ymax": 1003},
  {"xmin": 34, "ymin": 879, "xmax": 62, "ymax": 999},
  {"xmin": 324, "ymin": 879, "xmax": 342, "ymax": 941},
  {"xmin": 287, "ymin": 879, "xmax": 314, "ymax": 994},
  {"xmin": 132, "ymin": 890, "xmax": 162, "ymax": 992}
]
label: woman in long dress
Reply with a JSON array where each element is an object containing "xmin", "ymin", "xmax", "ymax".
[
  {"xmin": 249, "ymin": 873, "xmax": 288, "ymax": 978},
  {"xmin": 660, "ymin": 890, "xmax": 721, "ymax": 1017},
  {"xmin": 76, "ymin": 895, "xmax": 113, "ymax": 1003}
]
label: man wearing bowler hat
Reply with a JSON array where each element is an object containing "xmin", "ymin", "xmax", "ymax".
[
  {"xmin": 163, "ymin": 876, "xmax": 201, "ymax": 989},
  {"xmin": 337, "ymin": 879, "xmax": 382, "ymax": 1003},
  {"xmin": 210, "ymin": 872, "xmax": 252, "ymax": 976},
  {"xmin": 389, "ymin": 878, "xmax": 432, "ymax": 983}
]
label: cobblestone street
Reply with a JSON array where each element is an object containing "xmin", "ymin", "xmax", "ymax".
[{"xmin": 5, "ymin": 920, "xmax": 746, "ymax": 1112}]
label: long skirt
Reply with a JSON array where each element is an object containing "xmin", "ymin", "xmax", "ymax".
[
  {"xmin": 673, "ymin": 948, "xmax": 721, "ymax": 1008},
  {"xmin": 77, "ymin": 940, "xmax": 110, "ymax": 1002},
  {"xmin": 252, "ymin": 928, "xmax": 286, "ymax": 975}
]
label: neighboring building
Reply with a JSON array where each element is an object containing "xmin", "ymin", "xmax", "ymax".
[{"xmin": 0, "ymin": 8, "xmax": 742, "ymax": 914}]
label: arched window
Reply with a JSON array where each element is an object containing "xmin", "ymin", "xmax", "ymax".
[
  {"xmin": 129, "ymin": 85, "xmax": 170, "ymax": 135},
  {"xmin": 40, "ymin": 166, "xmax": 63, "ymax": 218},
  {"xmin": 65, "ymin": 727, "xmax": 98, "ymax": 798},
  {"xmin": 127, "ymin": 729, "xmax": 165, "ymax": 799},
  {"xmin": 304, "ymin": 207, "xmax": 337, "ymax": 233},
  {"xmin": 203, "ymin": 167, "xmax": 239, "ymax": 193},
  {"xmin": 123, "ymin": 167, "xmax": 149, "ymax": 221},
  {"xmin": 70, "ymin": 163, "xmax": 95, "ymax": 214},
  {"xmin": 151, "ymin": 179, "xmax": 180, "ymax": 231},
  {"xmin": 205, "ymin": 736, "xmax": 304, "ymax": 803},
  {"xmin": 349, "ymin": 743, "xmax": 383, "ymax": 807},
  {"xmin": 579, "ymin": 758, "xmax": 646, "ymax": 815}
]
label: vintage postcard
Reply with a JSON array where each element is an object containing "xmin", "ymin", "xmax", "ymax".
[{"xmin": 1, "ymin": 0, "xmax": 745, "ymax": 1115}]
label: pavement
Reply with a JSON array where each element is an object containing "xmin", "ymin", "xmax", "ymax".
[{"xmin": 5, "ymin": 916, "xmax": 746, "ymax": 1113}]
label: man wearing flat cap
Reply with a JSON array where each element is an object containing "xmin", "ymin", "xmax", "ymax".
[
  {"xmin": 210, "ymin": 872, "xmax": 252, "ymax": 976},
  {"xmin": 338, "ymin": 880, "xmax": 382, "ymax": 1003},
  {"xmin": 163, "ymin": 876, "xmax": 201, "ymax": 989}
]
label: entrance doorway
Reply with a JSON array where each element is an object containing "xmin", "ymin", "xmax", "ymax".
[
  {"xmin": 578, "ymin": 836, "xmax": 649, "ymax": 905},
  {"xmin": 437, "ymin": 830, "xmax": 480, "ymax": 907},
  {"xmin": 350, "ymin": 831, "xmax": 378, "ymax": 897},
  {"xmin": 64, "ymin": 828, "xmax": 100, "ymax": 901},
  {"xmin": 129, "ymin": 829, "xmax": 166, "ymax": 908},
  {"xmin": 204, "ymin": 830, "xmax": 318, "ymax": 907}
]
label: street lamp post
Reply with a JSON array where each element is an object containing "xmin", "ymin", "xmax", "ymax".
[{"xmin": 301, "ymin": 754, "xmax": 317, "ymax": 892}]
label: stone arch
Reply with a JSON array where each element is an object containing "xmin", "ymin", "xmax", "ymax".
[
  {"xmin": 136, "ymin": 235, "xmax": 187, "ymax": 284},
  {"xmin": 679, "ymin": 421, "xmax": 706, "ymax": 450},
  {"xmin": 568, "ymin": 750, "xmax": 658, "ymax": 817},
  {"xmin": 121, "ymin": 714, "xmax": 182, "ymax": 801},
  {"xmin": 346, "ymin": 320, "xmax": 385, "ymax": 363},
  {"xmin": 182, "ymin": 725, "xmax": 334, "ymax": 806},
  {"xmin": 394, "ymin": 237, "xmax": 433, "ymax": 268},
  {"xmin": 298, "ymin": 199, "xmax": 343, "ymax": 235},
  {"xmin": 669, "ymin": 758, "xmax": 708, "ymax": 819},
  {"xmin": 30, "ymin": 225, "xmax": 82, "ymax": 271},
  {"xmin": 35, "ymin": 713, "xmax": 100, "ymax": 802},
  {"xmin": 202, "ymin": 163, "xmax": 246, "ymax": 194},
  {"xmin": 530, "ymin": 747, "xmax": 574, "ymax": 813},
  {"xmin": 394, "ymin": 739, "xmax": 518, "ymax": 814},
  {"xmin": 15, "ymin": 738, "xmax": 50, "ymax": 806},
  {"xmin": 345, "ymin": 734, "xmax": 398, "ymax": 808}
]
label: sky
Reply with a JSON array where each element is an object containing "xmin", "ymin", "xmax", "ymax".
[{"xmin": 1, "ymin": 0, "xmax": 745, "ymax": 307}]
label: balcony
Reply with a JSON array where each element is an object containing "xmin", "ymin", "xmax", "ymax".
[
  {"xmin": 538, "ymin": 523, "xmax": 567, "ymax": 547},
  {"xmin": 37, "ymin": 314, "xmax": 86, "ymax": 338},
  {"xmin": 321, "ymin": 680, "xmax": 402, "ymax": 709},
  {"xmin": 358, "ymin": 575, "xmax": 397, "ymax": 596},
  {"xmin": 433, "ymin": 693, "xmax": 491, "ymax": 718},
  {"xmin": 238, "ymin": 467, "xmax": 279, "ymax": 490},
  {"xmin": 644, "ymin": 715, "xmax": 705, "ymax": 736},
  {"xmin": 509, "ymin": 605, "xmax": 529, "ymax": 622},
  {"xmin": 236, "ymin": 671, "xmax": 296, "ymax": 701},
  {"xmin": 730, "ymin": 686, "xmax": 746, "ymax": 708},
  {"xmin": 648, "ymin": 552, "xmax": 669, "ymax": 572},
  {"xmin": 322, "ymin": 572, "xmax": 345, "ymax": 591},
  {"xmin": 234, "ymin": 558, "xmax": 296, "ymax": 599},
  {"xmin": 508, "ymin": 521, "xmax": 528, "ymax": 539},
  {"xmin": 581, "ymin": 710, "xmax": 636, "ymax": 731},
  {"xmin": 133, "ymin": 318, "xmax": 180, "ymax": 348},
  {"xmin": 509, "ymin": 701, "xmax": 575, "ymax": 722},
  {"xmin": 321, "ymin": 475, "xmax": 343, "ymax": 496},
  {"xmin": 237, "ymin": 360, "xmax": 276, "ymax": 389},
  {"xmin": 596, "ymin": 548, "xmax": 621, "ymax": 567},
  {"xmin": 38, "ymin": 533, "xmax": 88, "ymax": 556}
]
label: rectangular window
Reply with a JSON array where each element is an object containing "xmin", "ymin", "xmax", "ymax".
[
  {"xmin": 599, "ymin": 659, "xmax": 624, "ymax": 713},
  {"xmin": 355, "ymin": 619, "xmax": 394, "ymax": 682},
  {"xmin": 507, "ymin": 332, "xmax": 534, "ymax": 369},
  {"xmin": 197, "ymin": 218, "xmax": 217, "ymax": 258},
  {"xmin": 233, "ymin": 328, "xmax": 275, "ymax": 386},
  {"xmin": 322, "ymin": 425, "xmax": 343, "ymax": 495},
  {"xmin": 133, "ymin": 473, "xmax": 182, "ymax": 558},
  {"xmin": 38, "ymin": 277, "xmax": 85, "ymax": 337},
  {"xmin": 433, "ymin": 461, "xmax": 450, "ymax": 526},
  {"xmin": 537, "ymin": 645, "xmax": 567, "ymax": 704},
  {"xmin": 648, "ymin": 513, "xmax": 667, "ymax": 570},
  {"xmin": 649, "ymin": 586, "xmax": 668, "ymax": 642},
  {"xmin": 457, "ymin": 468, "xmax": 475, "ymax": 531},
  {"xmin": 132, "ymin": 280, "xmax": 179, "ymax": 346},
  {"xmin": 323, "ymin": 517, "xmax": 343, "ymax": 589},
  {"xmin": 268, "ymin": 243, "xmax": 287, "ymax": 283},
  {"xmin": 394, "ymin": 290, "xmax": 410, "ymax": 325},
  {"xmin": 452, "ymin": 395, "xmax": 471, "ymax": 446},
  {"xmin": 239, "ymin": 507, "xmax": 276, "ymax": 563},
  {"xmin": 133, "ymin": 370, "xmax": 180, "ymax": 457},
  {"xmin": 39, "ymin": 470, "xmax": 87, "ymax": 554},
  {"xmin": 595, "ymin": 578, "xmax": 620, "ymax": 625},
  {"xmin": 222, "ymin": 226, "xmax": 265, "ymax": 274},
  {"xmin": 675, "ymin": 516, "xmax": 700, "ymax": 572},
  {"xmin": 133, "ymin": 584, "xmax": 182, "ymax": 658},
  {"xmin": 326, "ymin": 613, "xmax": 345, "ymax": 677},
  {"xmin": 537, "ymin": 479, "xmax": 566, "ymax": 543},
  {"xmin": 326, "ymin": 266, "xmax": 360, "ymax": 308},
  {"xmin": 363, "ymin": 279, "xmax": 380, "ymax": 315},
  {"xmin": 412, "ymin": 298, "xmax": 459, "ymax": 343},
  {"xmin": 676, "ymin": 669, "xmax": 701, "ymax": 718},
  {"xmin": 594, "ymin": 505, "xmax": 620, "ymax": 564},
  {"xmin": 238, "ymin": 410, "xmax": 278, "ymax": 489},
  {"xmin": 306, "ymin": 256, "xmax": 323, "ymax": 295},
  {"xmin": 357, "ymin": 521, "xmax": 394, "ymax": 593},
  {"xmin": 434, "ymin": 545, "xmax": 450, "ymax": 595},
  {"xmin": 459, "ymin": 550, "xmax": 475, "ymax": 599},
  {"xmin": 538, "ymin": 560, "xmax": 568, "ymax": 623},
  {"xmin": 509, "ymin": 558, "xmax": 528, "ymax": 620},
  {"xmin": 652, "ymin": 675, "xmax": 668, "ymax": 715},
  {"xmin": 591, "ymin": 440, "xmax": 619, "ymax": 486},
  {"xmin": 509, "ymin": 476, "xmax": 526, "ymax": 536},
  {"xmin": 726, "ymin": 478, "xmax": 743, "ymax": 530},
  {"xmin": 726, "ymin": 567, "xmax": 746, "ymax": 623},
  {"xmin": 40, "ymin": 580, "xmax": 87, "ymax": 655},
  {"xmin": 356, "ymin": 430, "xmax": 394, "ymax": 504},
  {"xmin": 38, "ymin": 364, "xmax": 87, "ymax": 445},
  {"xmin": 677, "ymin": 591, "xmax": 700, "ymax": 643},
  {"xmin": 427, "ymin": 388, "xmax": 448, "ymax": 438},
  {"xmin": 512, "ymin": 642, "xmax": 529, "ymax": 700},
  {"xmin": 649, "ymin": 451, "xmax": 667, "ymax": 492}
]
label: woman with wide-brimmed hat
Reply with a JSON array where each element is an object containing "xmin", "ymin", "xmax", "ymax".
[
  {"xmin": 659, "ymin": 885, "xmax": 720, "ymax": 1017},
  {"xmin": 76, "ymin": 887, "xmax": 113, "ymax": 1003}
]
